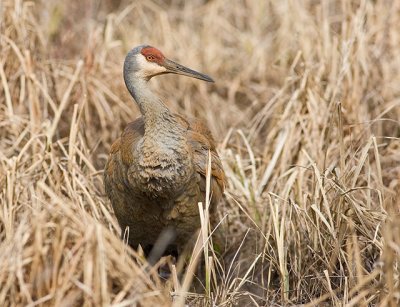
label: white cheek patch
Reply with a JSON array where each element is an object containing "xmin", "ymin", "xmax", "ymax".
[{"xmin": 136, "ymin": 55, "xmax": 167, "ymax": 78}]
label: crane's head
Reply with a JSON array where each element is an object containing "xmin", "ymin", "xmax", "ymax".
[{"xmin": 124, "ymin": 45, "xmax": 214, "ymax": 82}]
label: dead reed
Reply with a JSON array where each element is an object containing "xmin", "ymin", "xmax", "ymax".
[{"xmin": 0, "ymin": 0, "xmax": 399, "ymax": 306}]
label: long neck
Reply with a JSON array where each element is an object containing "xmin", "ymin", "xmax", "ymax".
[
  {"xmin": 123, "ymin": 57, "xmax": 194, "ymax": 195},
  {"xmin": 125, "ymin": 72, "xmax": 163, "ymax": 117},
  {"xmin": 124, "ymin": 71, "xmax": 188, "ymax": 142},
  {"xmin": 124, "ymin": 72, "xmax": 178, "ymax": 134}
]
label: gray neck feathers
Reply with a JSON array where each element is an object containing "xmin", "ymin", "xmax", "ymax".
[
  {"xmin": 122, "ymin": 50, "xmax": 192, "ymax": 192},
  {"xmin": 123, "ymin": 53, "xmax": 184, "ymax": 139}
]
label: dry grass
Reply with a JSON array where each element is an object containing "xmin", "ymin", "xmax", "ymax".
[{"xmin": 1, "ymin": 0, "xmax": 399, "ymax": 305}]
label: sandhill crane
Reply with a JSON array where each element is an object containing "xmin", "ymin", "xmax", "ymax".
[{"xmin": 104, "ymin": 45, "xmax": 225, "ymax": 264}]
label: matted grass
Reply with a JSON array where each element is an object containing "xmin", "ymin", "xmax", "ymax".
[{"xmin": 0, "ymin": 0, "xmax": 399, "ymax": 306}]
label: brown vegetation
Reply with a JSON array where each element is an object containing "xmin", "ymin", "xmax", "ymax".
[{"xmin": 0, "ymin": 0, "xmax": 399, "ymax": 306}]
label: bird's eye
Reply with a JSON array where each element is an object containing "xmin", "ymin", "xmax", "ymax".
[{"xmin": 146, "ymin": 55, "xmax": 155, "ymax": 61}]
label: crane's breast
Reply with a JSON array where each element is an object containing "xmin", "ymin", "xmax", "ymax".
[
  {"xmin": 127, "ymin": 135, "xmax": 195, "ymax": 199},
  {"xmin": 106, "ymin": 114, "xmax": 225, "ymax": 204}
]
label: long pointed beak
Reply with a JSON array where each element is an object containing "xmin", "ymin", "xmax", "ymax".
[{"xmin": 163, "ymin": 59, "xmax": 214, "ymax": 82}]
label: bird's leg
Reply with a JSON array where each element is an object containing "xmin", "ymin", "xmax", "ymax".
[
  {"xmin": 146, "ymin": 228, "xmax": 178, "ymax": 280},
  {"xmin": 147, "ymin": 226, "xmax": 176, "ymax": 265}
]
